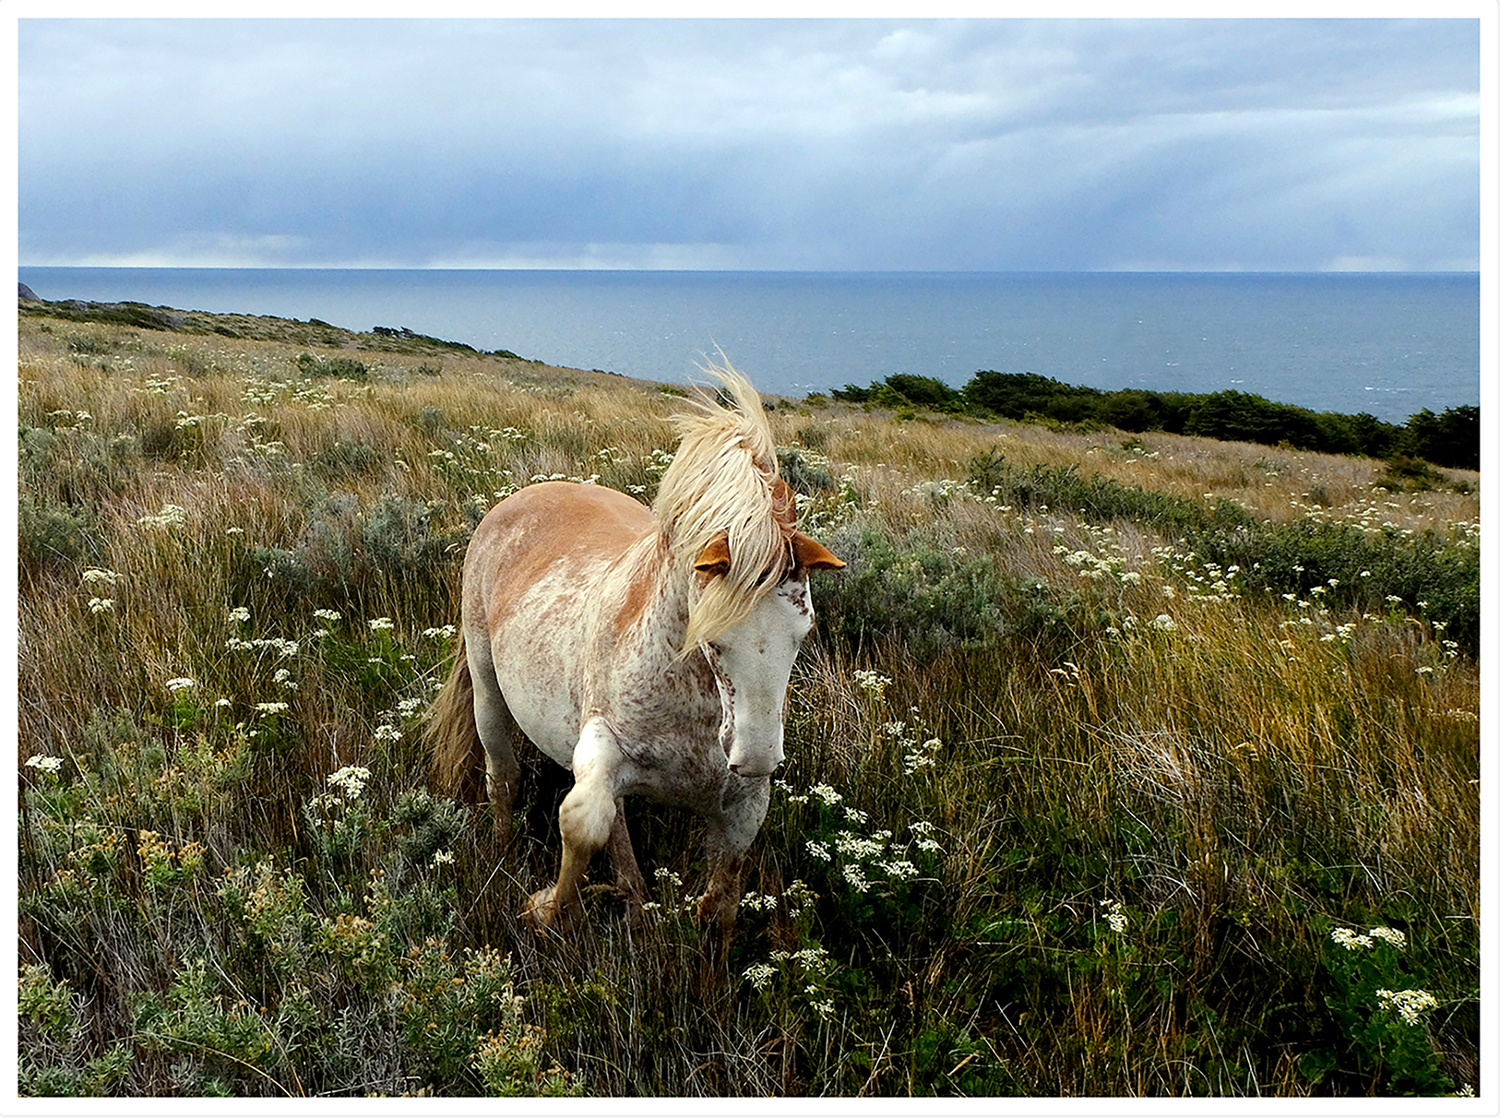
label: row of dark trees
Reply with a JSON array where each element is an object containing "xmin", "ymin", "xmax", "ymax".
[{"xmin": 829, "ymin": 371, "xmax": 1479, "ymax": 471}]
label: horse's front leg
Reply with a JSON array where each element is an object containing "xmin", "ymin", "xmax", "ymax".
[
  {"xmin": 698, "ymin": 772, "xmax": 771, "ymax": 930},
  {"xmin": 524, "ymin": 718, "xmax": 621, "ymax": 933}
]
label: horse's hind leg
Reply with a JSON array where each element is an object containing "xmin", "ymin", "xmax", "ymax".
[
  {"xmin": 607, "ymin": 799, "xmax": 647, "ymax": 922},
  {"xmin": 467, "ymin": 638, "xmax": 520, "ymax": 846}
]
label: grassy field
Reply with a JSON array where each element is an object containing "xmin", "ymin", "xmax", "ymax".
[{"xmin": 15, "ymin": 302, "xmax": 1481, "ymax": 1097}]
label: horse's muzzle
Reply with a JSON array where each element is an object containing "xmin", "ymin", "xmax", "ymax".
[{"xmin": 727, "ymin": 759, "xmax": 780, "ymax": 778}]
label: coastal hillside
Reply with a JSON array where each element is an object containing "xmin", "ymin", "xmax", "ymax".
[{"xmin": 17, "ymin": 299, "xmax": 1479, "ymax": 1097}]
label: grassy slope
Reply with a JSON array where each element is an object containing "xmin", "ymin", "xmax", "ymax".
[{"xmin": 16, "ymin": 302, "xmax": 1480, "ymax": 1097}]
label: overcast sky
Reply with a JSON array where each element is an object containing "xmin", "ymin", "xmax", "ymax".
[{"xmin": 17, "ymin": 16, "xmax": 1484, "ymax": 272}]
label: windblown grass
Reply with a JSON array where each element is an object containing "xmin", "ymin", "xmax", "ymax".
[{"xmin": 16, "ymin": 308, "xmax": 1480, "ymax": 1097}]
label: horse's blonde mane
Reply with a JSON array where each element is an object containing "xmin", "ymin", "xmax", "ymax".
[{"xmin": 654, "ymin": 363, "xmax": 788, "ymax": 650}]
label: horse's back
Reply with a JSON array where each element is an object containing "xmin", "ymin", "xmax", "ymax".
[{"xmin": 467, "ymin": 480, "xmax": 650, "ymax": 590}]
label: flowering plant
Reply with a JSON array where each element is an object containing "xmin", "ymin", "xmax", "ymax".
[{"xmin": 1307, "ymin": 920, "xmax": 1452, "ymax": 1095}]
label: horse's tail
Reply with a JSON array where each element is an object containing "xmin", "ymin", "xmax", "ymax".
[{"xmin": 425, "ymin": 627, "xmax": 484, "ymax": 803}]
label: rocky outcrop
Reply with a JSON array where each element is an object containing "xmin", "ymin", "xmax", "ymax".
[{"xmin": 18, "ymin": 282, "xmax": 38, "ymax": 301}]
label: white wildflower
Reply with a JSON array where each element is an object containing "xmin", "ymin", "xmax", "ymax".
[
  {"xmin": 137, "ymin": 503, "xmax": 187, "ymax": 529},
  {"xmin": 88, "ymin": 598, "xmax": 115, "ymax": 614},
  {"xmin": 368, "ymin": 617, "xmax": 395, "ymax": 632},
  {"xmin": 744, "ymin": 962, "xmax": 777, "ymax": 992},
  {"xmin": 1331, "ymin": 927, "xmax": 1374, "ymax": 951},
  {"xmin": 835, "ymin": 832, "xmax": 885, "ymax": 860},
  {"xmin": 1377, "ymin": 988, "xmax": 1438, "ymax": 1026},
  {"xmin": 228, "ymin": 606, "xmax": 251, "ymax": 623},
  {"xmin": 25, "ymin": 754, "xmax": 62, "ymax": 776},
  {"xmin": 165, "ymin": 677, "xmax": 196, "ymax": 692},
  {"xmin": 782, "ymin": 879, "xmax": 817, "ymax": 918},
  {"xmin": 328, "ymin": 764, "xmax": 372, "ymax": 800},
  {"xmin": 841, "ymin": 863, "xmax": 871, "ymax": 892}
]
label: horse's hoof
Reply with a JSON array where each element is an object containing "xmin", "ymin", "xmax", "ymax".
[
  {"xmin": 616, "ymin": 888, "xmax": 647, "ymax": 927},
  {"xmin": 696, "ymin": 892, "xmax": 738, "ymax": 929},
  {"xmin": 521, "ymin": 887, "xmax": 562, "ymax": 934}
]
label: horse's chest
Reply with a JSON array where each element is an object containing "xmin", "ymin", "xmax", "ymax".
[{"xmin": 610, "ymin": 681, "xmax": 727, "ymax": 799}]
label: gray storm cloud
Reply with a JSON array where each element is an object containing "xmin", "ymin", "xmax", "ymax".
[{"xmin": 18, "ymin": 17, "xmax": 1481, "ymax": 271}]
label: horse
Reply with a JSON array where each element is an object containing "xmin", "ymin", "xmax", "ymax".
[{"xmin": 426, "ymin": 366, "xmax": 844, "ymax": 933}]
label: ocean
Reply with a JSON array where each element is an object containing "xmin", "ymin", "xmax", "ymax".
[{"xmin": 17, "ymin": 268, "xmax": 1480, "ymax": 425}]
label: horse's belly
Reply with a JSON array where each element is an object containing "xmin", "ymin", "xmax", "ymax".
[{"xmin": 487, "ymin": 569, "xmax": 595, "ymax": 768}]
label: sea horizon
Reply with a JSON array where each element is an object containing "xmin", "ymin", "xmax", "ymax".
[{"xmin": 19, "ymin": 266, "xmax": 1480, "ymax": 425}]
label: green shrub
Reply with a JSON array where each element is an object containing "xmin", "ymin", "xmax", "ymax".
[
  {"xmin": 777, "ymin": 447, "xmax": 837, "ymax": 495},
  {"xmin": 296, "ymin": 353, "xmax": 370, "ymax": 381},
  {"xmin": 310, "ymin": 439, "xmax": 382, "ymax": 482},
  {"xmin": 18, "ymin": 496, "xmax": 105, "ymax": 574}
]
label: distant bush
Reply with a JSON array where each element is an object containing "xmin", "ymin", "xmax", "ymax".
[
  {"xmin": 21, "ymin": 300, "xmax": 178, "ymax": 332},
  {"xmin": 1376, "ymin": 455, "xmax": 1454, "ymax": 493},
  {"xmin": 962, "ymin": 370, "xmax": 1114, "ymax": 425},
  {"xmin": 776, "ymin": 447, "xmax": 837, "ymax": 495},
  {"xmin": 814, "ymin": 521, "xmax": 1104, "ymax": 661},
  {"xmin": 967, "ymin": 449, "xmax": 1257, "ymax": 537},
  {"xmin": 296, "ymin": 353, "xmax": 370, "ymax": 381},
  {"xmin": 1397, "ymin": 405, "xmax": 1479, "ymax": 470},
  {"xmin": 836, "ymin": 370, "xmax": 1475, "ymax": 469},
  {"xmin": 815, "ymin": 524, "xmax": 1009, "ymax": 658}
]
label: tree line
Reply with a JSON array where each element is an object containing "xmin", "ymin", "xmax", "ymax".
[{"xmin": 828, "ymin": 371, "xmax": 1478, "ymax": 471}]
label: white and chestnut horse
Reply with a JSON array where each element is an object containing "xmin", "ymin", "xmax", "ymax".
[{"xmin": 427, "ymin": 368, "xmax": 843, "ymax": 932}]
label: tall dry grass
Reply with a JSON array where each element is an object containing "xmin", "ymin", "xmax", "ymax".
[{"xmin": 16, "ymin": 311, "xmax": 1480, "ymax": 1097}]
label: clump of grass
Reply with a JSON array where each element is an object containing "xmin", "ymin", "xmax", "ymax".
[{"xmin": 16, "ymin": 308, "xmax": 1479, "ymax": 1097}]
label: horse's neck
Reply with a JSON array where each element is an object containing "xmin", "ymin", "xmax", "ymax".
[{"xmin": 593, "ymin": 530, "xmax": 715, "ymax": 700}]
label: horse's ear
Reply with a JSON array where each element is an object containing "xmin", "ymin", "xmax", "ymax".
[
  {"xmin": 791, "ymin": 531, "xmax": 846, "ymax": 572},
  {"xmin": 769, "ymin": 476, "xmax": 797, "ymax": 533},
  {"xmin": 693, "ymin": 533, "xmax": 733, "ymax": 578}
]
